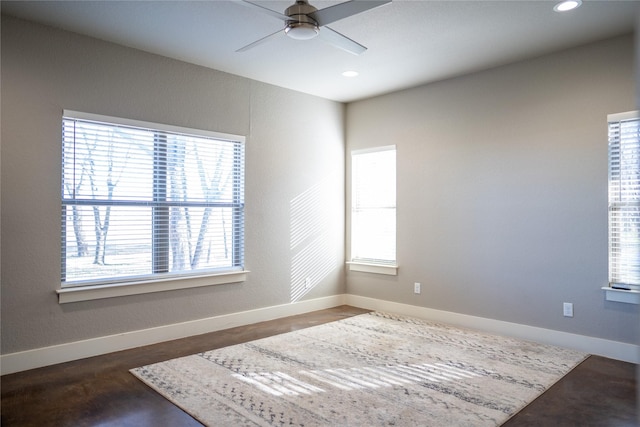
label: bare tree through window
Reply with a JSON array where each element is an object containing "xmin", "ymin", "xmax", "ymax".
[{"xmin": 61, "ymin": 114, "xmax": 245, "ymax": 286}]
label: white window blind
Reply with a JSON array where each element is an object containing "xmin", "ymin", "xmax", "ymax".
[
  {"xmin": 350, "ymin": 146, "xmax": 396, "ymax": 266},
  {"xmin": 61, "ymin": 112, "xmax": 245, "ymax": 286},
  {"xmin": 608, "ymin": 111, "xmax": 640, "ymax": 289}
]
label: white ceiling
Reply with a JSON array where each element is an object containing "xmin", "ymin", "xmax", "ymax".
[{"xmin": 2, "ymin": 0, "xmax": 638, "ymax": 103}]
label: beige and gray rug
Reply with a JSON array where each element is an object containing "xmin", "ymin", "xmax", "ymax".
[{"xmin": 131, "ymin": 312, "xmax": 587, "ymax": 426}]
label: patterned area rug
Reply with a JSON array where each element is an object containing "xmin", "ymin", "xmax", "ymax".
[{"xmin": 131, "ymin": 312, "xmax": 587, "ymax": 426}]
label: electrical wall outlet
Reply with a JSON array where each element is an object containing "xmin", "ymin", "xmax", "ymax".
[
  {"xmin": 563, "ymin": 302, "xmax": 573, "ymax": 317},
  {"xmin": 305, "ymin": 277, "xmax": 311, "ymax": 289},
  {"xmin": 414, "ymin": 282, "xmax": 421, "ymax": 294}
]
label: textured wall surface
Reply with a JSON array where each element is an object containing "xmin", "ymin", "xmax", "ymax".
[
  {"xmin": 1, "ymin": 16, "xmax": 345, "ymax": 354},
  {"xmin": 346, "ymin": 35, "xmax": 639, "ymax": 345}
]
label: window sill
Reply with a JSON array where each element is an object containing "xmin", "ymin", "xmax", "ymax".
[
  {"xmin": 601, "ymin": 286, "xmax": 640, "ymax": 305},
  {"xmin": 347, "ymin": 262, "xmax": 398, "ymax": 276},
  {"xmin": 57, "ymin": 270, "xmax": 249, "ymax": 304}
]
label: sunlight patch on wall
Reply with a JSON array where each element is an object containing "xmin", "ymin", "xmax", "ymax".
[
  {"xmin": 290, "ymin": 233, "xmax": 338, "ymax": 302},
  {"xmin": 290, "ymin": 179, "xmax": 330, "ymax": 250},
  {"xmin": 290, "ymin": 174, "xmax": 340, "ymax": 302}
]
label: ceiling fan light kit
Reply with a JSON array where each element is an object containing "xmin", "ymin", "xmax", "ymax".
[
  {"xmin": 237, "ymin": 0, "xmax": 391, "ymax": 54},
  {"xmin": 285, "ymin": 23, "xmax": 319, "ymax": 40},
  {"xmin": 284, "ymin": 1, "xmax": 320, "ymax": 40}
]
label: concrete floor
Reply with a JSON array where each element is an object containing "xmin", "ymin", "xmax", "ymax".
[{"xmin": 1, "ymin": 306, "xmax": 637, "ymax": 426}]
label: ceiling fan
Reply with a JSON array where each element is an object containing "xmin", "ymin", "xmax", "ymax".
[{"xmin": 236, "ymin": 0, "xmax": 391, "ymax": 55}]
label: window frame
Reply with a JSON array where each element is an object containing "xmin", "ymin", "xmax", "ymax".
[
  {"xmin": 57, "ymin": 111, "xmax": 248, "ymax": 303},
  {"xmin": 603, "ymin": 110, "xmax": 640, "ymax": 304},
  {"xmin": 348, "ymin": 145, "xmax": 397, "ymax": 276}
]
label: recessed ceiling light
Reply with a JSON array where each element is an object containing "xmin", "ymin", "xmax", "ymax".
[
  {"xmin": 342, "ymin": 70, "xmax": 359, "ymax": 77},
  {"xmin": 553, "ymin": 0, "xmax": 582, "ymax": 12}
]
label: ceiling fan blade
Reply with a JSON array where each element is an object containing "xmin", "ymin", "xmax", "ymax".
[
  {"xmin": 236, "ymin": 29, "xmax": 284, "ymax": 52},
  {"xmin": 318, "ymin": 26, "xmax": 367, "ymax": 55},
  {"xmin": 235, "ymin": 0, "xmax": 289, "ymax": 21},
  {"xmin": 309, "ymin": 0, "xmax": 391, "ymax": 27}
]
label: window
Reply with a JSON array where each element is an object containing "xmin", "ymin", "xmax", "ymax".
[
  {"xmin": 608, "ymin": 111, "xmax": 639, "ymax": 291},
  {"xmin": 61, "ymin": 111, "xmax": 245, "ymax": 288},
  {"xmin": 349, "ymin": 146, "xmax": 397, "ymax": 275}
]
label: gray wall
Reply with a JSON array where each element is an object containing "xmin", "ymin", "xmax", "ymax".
[
  {"xmin": 1, "ymin": 16, "xmax": 345, "ymax": 354},
  {"xmin": 346, "ymin": 35, "xmax": 639, "ymax": 345},
  {"xmin": 2, "ymin": 14, "xmax": 637, "ymax": 357}
]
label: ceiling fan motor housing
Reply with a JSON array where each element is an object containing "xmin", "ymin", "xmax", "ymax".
[
  {"xmin": 284, "ymin": 0, "xmax": 319, "ymax": 40},
  {"xmin": 236, "ymin": 0, "xmax": 388, "ymax": 54}
]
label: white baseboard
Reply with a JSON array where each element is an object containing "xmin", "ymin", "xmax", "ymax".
[
  {"xmin": 3, "ymin": 293, "xmax": 637, "ymax": 375},
  {"xmin": 0, "ymin": 294, "xmax": 347, "ymax": 375},
  {"xmin": 345, "ymin": 295, "xmax": 640, "ymax": 364}
]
